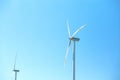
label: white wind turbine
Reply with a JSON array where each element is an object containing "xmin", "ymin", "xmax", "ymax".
[
  {"xmin": 64, "ymin": 20, "xmax": 86, "ymax": 80},
  {"xmin": 13, "ymin": 51, "xmax": 20, "ymax": 80}
]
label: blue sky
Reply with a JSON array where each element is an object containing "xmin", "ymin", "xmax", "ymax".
[{"xmin": 0, "ymin": 0, "xmax": 120, "ymax": 80}]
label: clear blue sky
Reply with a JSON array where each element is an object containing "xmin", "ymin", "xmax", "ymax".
[{"xmin": 0, "ymin": 0, "xmax": 120, "ymax": 80}]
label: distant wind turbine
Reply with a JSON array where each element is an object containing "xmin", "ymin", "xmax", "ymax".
[
  {"xmin": 13, "ymin": 51, "xmax": 20, "ymax": 80},
  {"xmin": 64, "ymin": 20, "xmax": 86, "ymax": 80}
]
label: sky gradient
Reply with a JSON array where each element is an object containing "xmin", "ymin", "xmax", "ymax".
[{"xmin": 0, "ymin": 0, "xmax": 120, "ymax": 80}]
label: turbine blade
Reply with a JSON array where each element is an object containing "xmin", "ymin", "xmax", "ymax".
[
  {"xmin": 67, "ymin": 20, "xmax": 71, "ymax": 37},
  {"xmin": 71, "ymin": 24, "xmax": 86, "ymax": 37},
  {"xmin": 64, "ymin": 40, "xmax": 71, "ymax": 65},
  {"xmin": 13, "ymin": 49, "xmax": 18, "ymax": 70}
]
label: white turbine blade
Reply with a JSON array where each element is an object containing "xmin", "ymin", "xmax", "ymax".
[
  {"xmin": 71, "ymin": 24, "xmax": 86, "ymax": 37},
  {"xmin": 64, "ymin": 40, "xmax": 71, "ymax": 64},
  {"xmin": 67, "ymin": 20, "xmax": 71, "ymax": 37},
  {"xmin": 14, "ymin": 53, "xmax": 17, "ymax": 70},
  {"xmin": 13, "ymin": 49, "xmax": 18, "ymax": 70}
]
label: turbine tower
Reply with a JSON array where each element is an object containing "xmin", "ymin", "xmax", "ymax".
[
  {"xmin": 13, "ymin": 51, "xmax": 20, "ymax": 80},
  {"xmin": 64, "ymin": 20, "xmax": 86, "ymax": 80}
]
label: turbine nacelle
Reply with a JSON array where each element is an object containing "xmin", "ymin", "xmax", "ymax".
[
  {"xmin": 13, "ymin": 69, "xmax": 20, "ymax": 72},
  {"xmin": 69, "ymin": 37, "xmax": 80, "ymax": 41}
]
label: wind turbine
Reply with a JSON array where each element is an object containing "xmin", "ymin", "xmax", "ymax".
[
  {"xmin": 13, "ymin": 51, "xmax": 20, "ymax": 80},
  {"xmin": 64, "ymin": 20, "xmax": 86, "ymax": 80}
]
